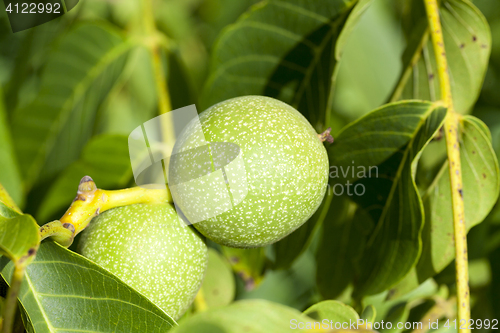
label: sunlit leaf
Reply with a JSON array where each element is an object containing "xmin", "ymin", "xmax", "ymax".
[
  {"xmin": 0, "ymin": 241, "xmax": 177, "ymax": 333},
  {"xmin": 390, "ymin": 0, "xmax": 490, "ymax": 114},
  {"xmin": 0, "ymin": 212, "xmax": 39, "ymax": 264}
]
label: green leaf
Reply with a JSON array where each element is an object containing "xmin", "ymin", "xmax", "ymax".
[
  {"xmin": 37, "ymin": 134, "xmax": 131, "ymax": 222},
  {"xmin": 415, "ymin": 116, "xmax": 500, "ymax": 282},
  {"xmin": 0, "ymin": 241, "xmax": 177, "ymax": 333},
  {"xmin": 11, "ymin": 23, "xmax": 135, "ymax": 188},
  {"xmin": 201, "ymin": 0, "xmax": 367, "ymax": 129},
  {"xmin": 0, "ymin": 88, "xmax": 23, "ymax": 207},
  {"xmin": 0, "ymin": 213, "xmax": 39, "ymax": 264},
  {"xmin": 171, "ymin": 299, "xmax": 316, "ymax": 333},
  {"xmin": 303, "ymin": 300, "xmax": 359, "ymax": 324},
  {"xmin": 197, "ymin": 248, "xmax": 235, "ymax": 310},
  {"xmin": 390, "ymin": 0, "xmax": 490, "ymax": 114},
  {"xmin": 315, "ymin": 195, "xmax": 364, "ymax": 299},
  {"xmin": 329, "ymin": 101, "xmax": 447, "ymax": 296}
]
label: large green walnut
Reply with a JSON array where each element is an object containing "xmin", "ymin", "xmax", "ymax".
[
  {"xmin": 78, "ymin": 203, "xmax": 208, "ymax": 320},
  {"xmin": 170, "ymin": 96, "xmax": 329, "ymax": 248}
]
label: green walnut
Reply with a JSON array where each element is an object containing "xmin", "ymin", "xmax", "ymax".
[
  {"xmin": 170, "ymin": 95, "xmax": 329, "ymax": 248},
  {"xmin": 78, "ymin": 203, "xmax": 208, "ymax": 320}
]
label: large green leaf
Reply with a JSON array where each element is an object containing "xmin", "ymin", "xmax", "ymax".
[
  {"xmin": 0, "ymin": 209, "xmax": 39, "ymax": 265},
  {"xmin": 171, "ymin": 299, "xmax": 316, "ymax": 332},
  {"xmin": 414, "ymin": 116, "xmax": 500, "ymax": 284},
  {"xmin": 390, "ymin": 0, "xmax": 490, "ymax": 114},
  {"xmin": 329, "ymin": 101, "xmax": 447, "ymax": 296},
  {"xmin": 201, "ymin": 0, "xmax": 370, "ymax": 129},
  {"xmin": 11, "ymin": 23, "xmax": 135, "ymax": 188},
  {"xmin": 0, "ymin": 88, "xmax": 23, "ymax": 207},
  {"xmin": 0, "ymin": 241, "xmax": 177, "ymax": 333},
  {"xmin": 37, "ymin": 134, "xmax": 131, "ymax": 222}
]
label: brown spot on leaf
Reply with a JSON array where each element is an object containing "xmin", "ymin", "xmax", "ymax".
[
  {"xmin": 460, "ymin": 43, "xmax": 465, "ymax": 48},
  {"xmin": 483, "ymin": 173, "xmax": 487, "ymax": 179},
  {"xmin": 63, "ymin": 223, "xmax": 75, "ymax": 233},
  {"xmin": 472, "ymin": 36, "xmax": 477, "ymax": 42}
]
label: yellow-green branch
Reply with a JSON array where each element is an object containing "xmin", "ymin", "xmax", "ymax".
[
  {"xmin": 45, "ymin": 176, "xmax": 172, "ymax": 247},
  {"xmin": 423, "ymin": 1, "xmax": 470, "ymax": 332}
]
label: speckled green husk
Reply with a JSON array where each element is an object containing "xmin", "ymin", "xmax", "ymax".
[
  {"xmin": 175, "ymin": 96, "xmax": 329, "ymax": 248},
  {"xmin": 78, "ymin": 203, "xmax": 208, "ymax": 320}
]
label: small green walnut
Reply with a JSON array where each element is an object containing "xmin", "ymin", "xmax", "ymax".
[
  {"xmin": 78, "ymin": 203, "xmax": 208, "ymax": 320},
  {"xmin": 172, "ymin": 95, "xmax": 329, "ymax": 248}
]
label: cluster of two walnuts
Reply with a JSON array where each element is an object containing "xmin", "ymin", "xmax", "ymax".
[{"xmin": 79, "ymin": 96, "xmax": 330, "ymax": 320}]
